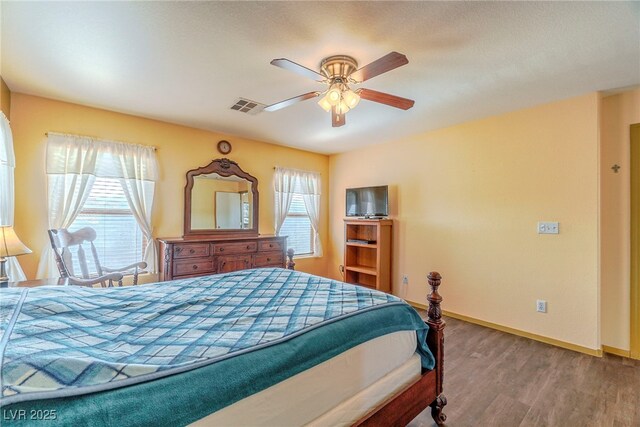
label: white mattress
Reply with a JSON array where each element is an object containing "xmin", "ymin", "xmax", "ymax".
[
  {"xmin": 191, "ymin": 330, "xmax": 421, "ymax": 426},
  {"xmin": 307, "ymin": 354, "xmax": 421, "ymax": 427}
]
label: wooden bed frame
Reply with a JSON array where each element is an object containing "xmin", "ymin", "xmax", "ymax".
[{"xmin": 286, "ymin": 250, "xmax": 447, "ymax": 426}]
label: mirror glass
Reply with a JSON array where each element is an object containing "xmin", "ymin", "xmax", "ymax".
[
  {"xmin": 184, "ymin": 158, "xmax": 258, "ymax": 237},
  {"xmin": 191, "ymin": 173, "xmax": 253, "ymax": 230}
]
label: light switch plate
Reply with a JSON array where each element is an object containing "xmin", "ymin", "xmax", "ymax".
[
  {"xmin": 538, "ymin": 222, "xmax": 559, "ymax": 234},
  {"xmin": 536, "ymin": 300, "xmax": 547, "ymax": 313}
]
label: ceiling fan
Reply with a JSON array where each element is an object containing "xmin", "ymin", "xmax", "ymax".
[{"xmin": 264, "ymin": 52, "xmax": 415, "ymax": 127}]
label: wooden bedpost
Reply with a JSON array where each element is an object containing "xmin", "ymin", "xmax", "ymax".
[
  {"xmin": 286, "ymin": 248, "xmax": 295, "ymax": 270},
  {"xmin": 352, "ymin": 271, "xmax": 448, "ymax": 427},
  {"xmin": 426, "ymin": 271, "xmax": 447, "ymax": 425}
]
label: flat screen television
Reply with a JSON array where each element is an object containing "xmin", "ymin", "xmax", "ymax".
[{"xmin": 345, "ymin": 185, "xmax": 389, "ymax": 218}]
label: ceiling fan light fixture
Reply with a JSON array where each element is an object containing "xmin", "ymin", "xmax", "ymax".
[
  {"xmin": 342, "ymin": 88, "xmax": 360, "ymax": 109},
  {"xmin": 317, "ymin": 96, "xmax": 333, "ymax": 112},
  {"xmin": 326, "ymin": 85, "xmax": 342, "ymax": 105},
  {"xmin": 335, "ymin": 99, "xmax": 351, "ymax": 115}
]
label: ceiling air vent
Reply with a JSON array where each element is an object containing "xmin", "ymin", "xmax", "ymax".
[{"xmin": 230, "ymin": 98, "xmax": 265, "ymax": 115}]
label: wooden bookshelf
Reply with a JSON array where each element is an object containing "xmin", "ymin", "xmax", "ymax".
[{"xmin": 344, "ymin": 219, "xmax": 392, "ymax": 293}]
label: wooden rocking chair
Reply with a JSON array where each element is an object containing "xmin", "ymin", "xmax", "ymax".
[{"xmin": 48, "ymin": 227, "xmax": 147, "ymax": 287}]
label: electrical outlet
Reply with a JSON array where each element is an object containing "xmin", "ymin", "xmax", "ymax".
[
  {"xmin": 536, "ymin": 299, "xmax": 547, "ymax": 313},
  {"xmin": 538, "ymin": 222, "xmax": 559, "ymax": 234},
  {"xmin": 402, "ymin": 275, "xmax": 408, "ymax": 285}
]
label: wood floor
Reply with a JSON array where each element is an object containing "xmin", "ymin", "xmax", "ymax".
[{"xmin": 409, "ymin": 316, "xmax": 640, "ymax": 427}]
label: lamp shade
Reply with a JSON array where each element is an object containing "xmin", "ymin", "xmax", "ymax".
[
  {"xmin": 326, "ymin": 85, "xmax": 341, "ymax": 106},
  {"xmin": 342, "ymin": 89, "xmax": 360, "ymax": 109},
  {"xmin": 317, "ymin": 96, "xmax": 333, "ymax": 112},
  {"xmin": 0, "ymin": 226, "xmax": 32, "ymax": 257},
  {"xmin": 335, "ymin": 100, "xmax": 350, "ymax": 115}
]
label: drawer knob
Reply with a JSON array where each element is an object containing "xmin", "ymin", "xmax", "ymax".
[
  {"xmin": 247, "ymin": 245, "xmax": 251, "ymax": 249},
  {"xmin": 192, "ymin": 265, "xmax": 198, "ymax": 270},
  {"xmin": 220, "ymin": 248, "xmax": 224, "ymax": 252},
  {"xmin": 176, "ymin": 248, "xmax": 182, "ymax": 253},
  {"xmin": 269, "ymin": 244, "xmax": 273, "ymax": 248},
  {"xmin": 267, "ymin": 258, "xmax": 271, "ymax": 262},
  {"xmin": 189, "ymin": 249, "xmax": 195, "ymax": 254}
]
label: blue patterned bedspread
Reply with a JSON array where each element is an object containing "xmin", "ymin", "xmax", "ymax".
[{"xmin": 0, "ymin": 268, "xmax": 434, "ymax": 413}]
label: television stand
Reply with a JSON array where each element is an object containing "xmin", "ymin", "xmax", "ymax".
[{"xmin": 344, "ymin": 219, "xmax": 392, "ymax": 293}]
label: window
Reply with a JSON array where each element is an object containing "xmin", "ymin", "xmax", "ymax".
[
  {"xmin": 37, "ymin": 133, "xmax": 158, "ymax": 279},
  {"xmin": 280, "ymin": 194, "xmax": 314, "ymax": 256},
  {"xmin": 274, "ymin": 167, "xmax": 322, "ymax": 258},
  {"xmin": 68, "ymin": 177, "xmax": 145, "ymax": 275}
]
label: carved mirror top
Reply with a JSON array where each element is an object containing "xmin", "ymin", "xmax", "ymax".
[{"xmin": 184, "ymin": 158, "xmax": 259, "ymax": 238}]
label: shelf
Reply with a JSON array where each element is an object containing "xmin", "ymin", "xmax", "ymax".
[
  {"xmin": 346, "ymin": 242, "xmax": 378, "ymax": 248},
  {"xmin": 345, "ymin": 265, "xmax": 378, "ymax": 276},
  {"xmin": 344, "ymin": 219, "xmax": 391, "ymax": 294}
]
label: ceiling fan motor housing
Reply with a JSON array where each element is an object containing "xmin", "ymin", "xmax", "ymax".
[{"xmin": 320, "ymin": 55, "xmax": 358, "ymax": 80}]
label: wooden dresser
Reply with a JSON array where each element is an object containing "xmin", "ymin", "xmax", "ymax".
[{"xmin": 157, "ymin": 235, "xmax": 287, "ymax": 281}]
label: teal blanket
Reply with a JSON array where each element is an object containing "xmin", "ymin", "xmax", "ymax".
[{"xmin": 1, "ymin": 268, "xmax": 433, "ymax": 426}]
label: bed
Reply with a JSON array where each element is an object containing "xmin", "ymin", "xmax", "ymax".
[{"xmin": 0, "ymin": 266, "xmax": 447, "ymax": 426}]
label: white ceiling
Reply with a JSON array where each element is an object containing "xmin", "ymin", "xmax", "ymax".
[{"xmin": 1, "ymin": 2, "xmax": 639, "ymax": 154}]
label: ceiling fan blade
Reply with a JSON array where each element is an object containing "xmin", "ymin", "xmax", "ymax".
[
  {"xmin": 264, "ymin": 92, "xmax": 320, "ymax": 112},
  {"xmin": 270, "ymin": 58, "xmax": 325, "ymax": 82},
  {"xmin": 358, "ymin": 88, "xmax": 415, "ymax": 110},
  {"xmin": 349, "ymin": 52, "xmax": 409, "ymax": 83},
  {"xmin": 332, "ymin": 107, "xmax": 346, "ymax": 127}
]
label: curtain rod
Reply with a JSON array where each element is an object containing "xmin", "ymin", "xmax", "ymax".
[
  {"xmin": 273, "ymin": 166, "xmax": 321, "ymax": 174},
  {"xmin": 44, "ymin": 132, "xmax": 157, "ymax": 151}
]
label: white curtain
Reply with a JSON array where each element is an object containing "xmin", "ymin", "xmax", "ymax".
[
  {"xmin": 273, "ymin": 167, "xmax": 296, "ymax": 236},
  {"xmin": 273, "ymin": 167, "xmax": 323, "ymax": 257},
  {"xmin": 36, "ymin": 133, "xmax": 158, "ymax": 278},
  {"xmin": 0, "ymin": 112, "xmax": 26, "ymax": 280},
  {"xmin": 36, "ymin": 135, "xmax": 99, "ymax": 278},
  {"xmin": 298, "ymin": 171, "xmax": 323, "ymax": 257},
  {"xmin": 115, "ymin": 144, "xmax": 158, "ymax": 272}
]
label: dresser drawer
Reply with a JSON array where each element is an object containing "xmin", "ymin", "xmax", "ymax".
[
  {"xmin": 258, "ymin": 240, "xmax": 283, "ymax": 252},
  {"xmin": 158, "ymin": 235, "xmax": 289, "ymax": 282},
  {"xmin": 218, "ymin": 255, "xmax": 252, "ymax": 273},
  {"xmin": 213, "ymin": 242, "xmax": 258, "ymax": 255},
  {"xmin": 173, "ymin": 258, "xmax": 215, "ymax": 276},
  {"xmin": 253, "ymin": 251, "xmax": 284, "ymax": 267},
  {"xmin": 173, "ymin": 243, "xmax": 210, "ymax": 259}
]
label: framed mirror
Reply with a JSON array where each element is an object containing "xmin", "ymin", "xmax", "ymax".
[{"xmin": 184, "ymin": 158, "xmax": 259, "ymax": 238}]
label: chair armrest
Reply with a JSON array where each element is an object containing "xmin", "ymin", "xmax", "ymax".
[
  {"xmin": 67, "ymin": 272, "xmax": 124, "ymax": 287},
  {"xmin": 102, "ymin": 262, "xmax": 148, "ymax": 274}
]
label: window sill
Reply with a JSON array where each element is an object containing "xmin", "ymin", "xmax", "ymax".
[{"xmin": 292, "ymin": 253, "xmax": 319, "ymax": 260}]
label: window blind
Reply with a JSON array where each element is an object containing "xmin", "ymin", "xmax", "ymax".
[
  {"xmin": 69, "ymin": 177, "xmax": 144, "ymax": 275},
  {"xmin": 280, "ymin": 194, "xmax": 313, "ymax": 256}
]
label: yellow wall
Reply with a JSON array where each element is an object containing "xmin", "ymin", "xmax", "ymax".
[
  {"xmin": 600, "ymin": 88, "xmax": 640, "ymax": 351},
  {"xmin": 329, "ymin": 93, "xmax": 601, "ymax": 350},
  {"xmin": 1, "ymin": 77, "xmax": 10, "ymax": 117},
  {"xmin": 10, "ymin": 93, "xmax": 330, "ymax": 279}
]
